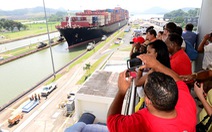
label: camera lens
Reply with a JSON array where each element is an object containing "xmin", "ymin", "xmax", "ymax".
[{"xmin": 127, "ymin": 58, "xmax": 142, "ymax": 70}]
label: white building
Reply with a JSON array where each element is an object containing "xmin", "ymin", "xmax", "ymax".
[{"xmin": 75, "ymin": 51, "xmax": 129, "ymax": 123}]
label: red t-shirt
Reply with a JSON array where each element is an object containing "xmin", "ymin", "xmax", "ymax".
[
  {"xmin": 170, "ymin": 49, "xmax": 192, "ymax": 75},
  {"xmin": 107, "ymin": 81, "xmax": 196, "ymax": 132}
]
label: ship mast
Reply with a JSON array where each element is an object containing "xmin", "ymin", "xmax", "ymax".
[{"xmin": 67, "ymin": 9, "xmax": 72, "ymax": 27}]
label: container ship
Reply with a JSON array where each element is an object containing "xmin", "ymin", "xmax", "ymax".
[{"xmin": 56, "ymin": 7, "xmax": 129, "ymax": 48}]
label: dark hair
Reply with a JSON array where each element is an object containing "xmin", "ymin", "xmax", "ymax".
[
  {"xmin": 144, "ymin": 72, "xmax": 178, "ymax": 111},
  {"xmin": 168, "ymin": 33, "xmax": 183, "ymax": 47},
  {"xmin": 158, "ymin": 31, "xmax": 163, "ymax": 35},
  {"xmin": 185, "ymin": 23, "xmax": 194, "ymax": 31},
  {"xmin": 165, "ymin": 22, "xmax": 177, "ymax": 33},
  {"xmin": 210, "ymin": 32, "xmax": 212, "ymax": 37},
  {"xmin": 147, "ymin": 29, "xmax": 157, "ymax": 37},
  {"xmin": 130, "ymin": 44, "xmax": 147, "ymax": 59},
  {"xmin": 175, "ymin": 26, "xmax": 183, "ymax": 36},
  {"xmin": 146, "ymin": 26, "xmax": 154, "ymax": 33},
  {"xmin": 147, "ymin": 40, "xmax": 170, "ymax": 68}
]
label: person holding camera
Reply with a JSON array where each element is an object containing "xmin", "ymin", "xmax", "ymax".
[
  {"xmin": 135, "ymin": 40, "xmax": 171, "ymax": 86},
  {"xmin": 107, "ymin": 54, "xmax": 196, "ymax": 132},
  {"xmin": 130, "ymin": 36, "xmax": 146, "ymax": 59},
  {"xmin": 197, "ymin": 32, "xmax": 212, "ymax": 70},
  {"xmin": 134, "ymin": 40, "xmax": 171, "ymax": 111}
]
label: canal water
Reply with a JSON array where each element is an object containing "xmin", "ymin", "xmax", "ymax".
[
  {"xmin": 0, "ymin": 41, "xmax": 87, "ymax": 107},
  {"xmin": 0, "ymin": 32, "xmax": 60, "ymax": 53}
]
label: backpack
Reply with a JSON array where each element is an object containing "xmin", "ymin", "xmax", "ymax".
[{"xmin": 185, "ymin": 40, "xmax": 198, "ymax": 61}]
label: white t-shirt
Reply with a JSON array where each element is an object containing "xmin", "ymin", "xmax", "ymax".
[
  {"xmin": 207, "ymin": 62, "xmax": 212, "ymax": 70},
  {"xmin": 202, "ymin": 43, "xmax": 212, "ymax": 70},
  {"xmin": 136, "ymin": 68, "xmax": 149, "ymax": 98}
]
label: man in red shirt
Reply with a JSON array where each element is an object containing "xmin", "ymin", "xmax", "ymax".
[
  {"xmin": 107, "ymin": 54, "xmax": 196, "ymax": 132},
  {"xmin": 165, "ymin": 33, "xmax": 192, "ymax": 75}
]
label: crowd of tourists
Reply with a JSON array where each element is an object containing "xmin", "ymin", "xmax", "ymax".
[
  {"xmin": 65, "ymin": 22, "xmax": 212, "ymax": 132},
  {"xmin": 107, "ymin": 22, "xmax": 212, "ymax": 132}
]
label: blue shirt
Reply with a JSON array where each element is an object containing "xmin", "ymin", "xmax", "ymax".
[{"xmin": 182, "ymin": 31, "xmax": 197, "ymax": 47}]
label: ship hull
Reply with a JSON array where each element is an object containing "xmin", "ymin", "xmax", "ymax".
[{"xmin": 57, "ymin": 19, "xmax": 128, "ymax": 48}]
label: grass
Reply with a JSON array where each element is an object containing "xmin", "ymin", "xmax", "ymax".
[
  {"xmin": 76, "ymin": 54, "xmax": 108, "ymax": 84},
  {"xmin": 0, "ymin": 22, "xmax": 59, "ymax": 40},
  {"xmin": 75, "ymin": 30, "xmax": 127, "ymax": 84},
  {"xmin": 68, "ymin": 38, "xmax": 108, "ymax": 70},
  {"xmin": 0, "ymin": 37, "xmax": 59, "ymax": 59},
  {"xmin": 110, "ymin": 44, "xmax": 120, "ymax": 49},
  {"xmin": 65, "ymin": 30, "xmax": 126, "ymax": 84},
  {"xmin": 45, "ymin": 43, "xmax": 109, "ymax": 85},
  {"xmin": 46, "ymin": 73, "xmax": 63, "ymax": 85},
  {"xmin": 132, "ymin": 24, "xmax": 140, "ymax": 29}
]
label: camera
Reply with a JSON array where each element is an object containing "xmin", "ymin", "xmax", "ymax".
[
  {"xmin": 130, "ymin": 41, "xmax": 134, "ymax": 44},
  {"xmin": 127, "ymin": 58, "xmax": 143, "ymax": 71}
]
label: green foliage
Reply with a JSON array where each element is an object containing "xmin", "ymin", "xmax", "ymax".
[
  {"xmin": 164, "ymin": 8, "xmax": 200, "ymax": 24},
  {"xmin": 0, "ymin": 18, "xmax": 25, "ymax": 31},
  {"xmin": 77, "ymin": 54, "xmax": 108, "ymax": 84},
  {"xmin": 164, "ymin": 9, "xmax": 187, "ymax": 19},
  {"xmin": 1, "ymin": 22, "xmax": 59, "ymax": 40},
  {"xmin": 169, "ymin": 16, "xmax": 184, "ymax": 23},
  {"xmin": 187, "ymin": 8, "xmax": 199, "ymax": 17},
  {"xmin": 48, "ymin": 11, "xmax": 66, "ymax": 22}
]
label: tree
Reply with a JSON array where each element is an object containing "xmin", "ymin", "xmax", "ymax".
[
  {"xmin": 16, "ymin": 22, "xmax": 23, "ymax": 31},
  {"xmin": 164, "ymin": 9, "xmax": 187, "ymax": 19},
  {"xmin": 48, "ymin": 11, "xmax": 66, "ymax": 22},
  {"xmin": 0, "ymin": 18, "xmax": 25, "ymax": 31},
  {"xmin": 0, "ymin": 21, "xmax": 3, "ymax": 30},
  {"xmin": 164, "ymin": 8, "xmax": 200, "ymax": 24},
  {"xmin": 169, "ymin": 16, "xmax": 184, "ymax": 24},
  {"xmin": 187, "ymin": 8, "xmax": 199, "ymax": 17},
  {"xmin": 83, "ymin": 63, "xmax": 91, "ymax": 81}
]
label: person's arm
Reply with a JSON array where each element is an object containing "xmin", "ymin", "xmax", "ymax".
[
  {"xmin": 194, "ymin": 82, "xmax": 212, "ymax": 116},
  {"xmin": 181, "ymin": 40, "xmax": 186, "ymax": 51},
  {"xmin": 107, "ymin": 71, "xmax": 132, "ymax": 117},
  {"xmin": 135, "ymin": 69, "xmax": 152, "ymax": 86},
  {"xmin": 137, "ymin": 54, "xmax": 180, "ymax": 82},
  {"xmin": 129, "ymin": 44, "xmax": 135, "ymax": 58},
  {"xmin": 197, "ymin": 34, "xmax": 210, "ymax": 52},
  {"xmin": 180, "ymin": 70, "xmax": 212, "ymax": 82},
  {"xmin": 195, "ymin": 70, "xmax": 212, "ymax": 81}
]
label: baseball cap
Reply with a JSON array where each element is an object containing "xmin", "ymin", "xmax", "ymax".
[
  {"xmin": 137, "ymin": 36, "xmax": 145, "ymax": 44},
  {"xmin": 133, "ymin": 37, "xmax": 138, "ymax": 43}
]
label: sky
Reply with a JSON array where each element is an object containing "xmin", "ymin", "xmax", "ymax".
[{"xmin": 0, "ymin": 0, "xmax": 202, "ymax": 12}]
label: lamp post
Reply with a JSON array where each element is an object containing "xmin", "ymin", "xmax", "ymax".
[{"xmin": 43, "ymin": 0, "xmax": 56, "ymax": 79}]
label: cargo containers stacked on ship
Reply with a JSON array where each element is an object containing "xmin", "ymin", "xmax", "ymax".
[{"xmin": 56, "ymin": 7, "xmax": 129, "ymax": 48}]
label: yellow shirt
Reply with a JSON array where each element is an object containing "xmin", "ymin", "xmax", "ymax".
[{"xmin": 199, "ymin": 89, "xmax": 212, "ymax": 131}]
